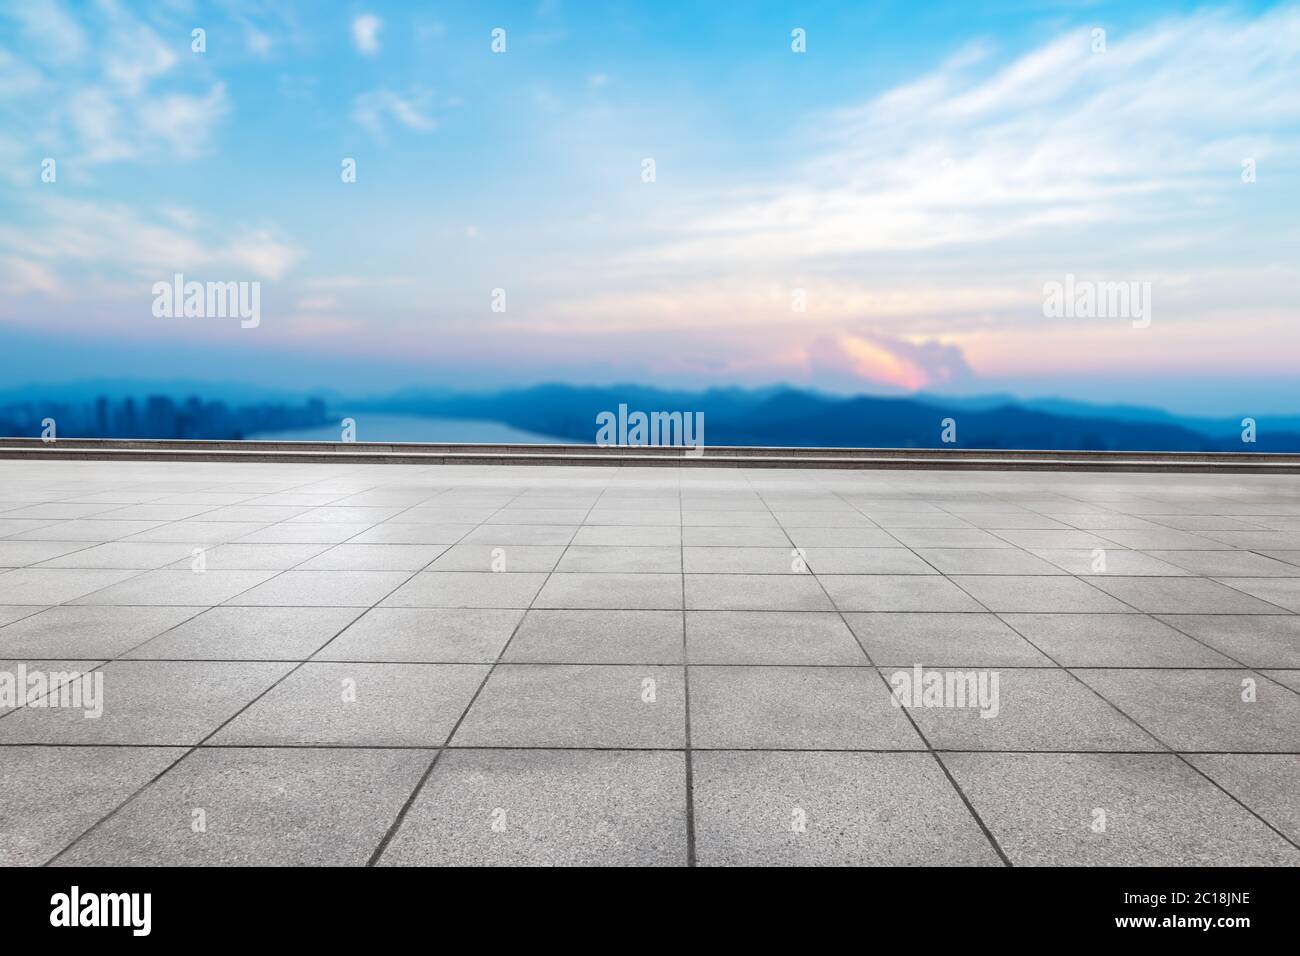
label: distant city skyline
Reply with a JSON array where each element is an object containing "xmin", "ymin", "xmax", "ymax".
[{"xmin": 1, "ymin": 0, "xmax": 1297, "ymax": 417}]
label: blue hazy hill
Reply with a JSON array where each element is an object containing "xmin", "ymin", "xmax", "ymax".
[
  {"xmin": 5, "ymin": 381, "xmax": 1296, "ymax": 450},
  {"xmin": 351, "ymin": 384, "xmax": 1300, "ymax": 452}
]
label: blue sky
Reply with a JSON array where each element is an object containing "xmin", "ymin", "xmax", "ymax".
[{"xmin": 1, "ymin": 0, "xmax": 1298, "ymax": 414}]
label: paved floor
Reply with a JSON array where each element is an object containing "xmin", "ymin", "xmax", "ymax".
[{"xmin": 0, "ymin": 459, "xmax": 1298, "ymax": 866}]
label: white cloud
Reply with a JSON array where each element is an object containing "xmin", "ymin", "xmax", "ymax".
[
  {"xmin": 0, "ymin": 49, "xmax": 44, "ymax": 98},
  {"xmin": 222, "ymin": 229, "xmax": 304, "ymax": 280},
  {"xmin": 351, "ymin": 14, "xmax": 382, "ymax": 55},
  {"xmin": 135, "ymin": 84, "xmax": 230, "ymax": 158},
  {"xmin": 246, "ymin": 28, "xmax": 272, "ymax": 58},
  {"xmin": 1, "ymin": 2, "xmax": 232, "ymax": 166},
  {"xmin": 0, "ymin": 197, "xmax": 304, "ymax": 284},
  {"xmin": 0, "ymin": 255, "xmax": 61, "ymax": 297},
  {"xmin": 352, "ymin": 89, "xmax": 439, "ymax": 138},
  {"xmin": 648, "ymin": 9, "xmax": 1300, "ymax": 265},
  {"xmin": 102, "ymin": 22, "xmax": 177, "ymax": 95},
  {"xmin": 294, "ymin": 295, "xmax": 339, "ymax": 311},
  {"xmin": 67, "ymin": 88, "xmax": 135, "ymax": 164},
  {"xmin": 6, "ymin": 0, "xmax": 86, "ymax": 64}
]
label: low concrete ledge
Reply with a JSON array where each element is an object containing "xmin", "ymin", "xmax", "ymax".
[{"xmin": 2, "ymin": 438, "xmax": 1299, "ymax": 472}]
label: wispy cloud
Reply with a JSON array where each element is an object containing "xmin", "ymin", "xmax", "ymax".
[
  {"xmin": 651, "ymin": 9, "xmax": 1300, "ymax": 263},
  {"xmin": 351, "ymin": 13, "xmax": 382, "ymax": 56},
  {"xmin": 5, "ymin": 0, "xmax": 86, "ymax": 63},
  {"xmin": 352, "ymin": 89, "xmax": 440, "ymax": 138},
  {"xmin": 0, "ymin": 197, "xmax": 303, "ymax": 285},
  {"xmin": 1, "ymin": 0, "xmax": 230, "ymax": 166}
]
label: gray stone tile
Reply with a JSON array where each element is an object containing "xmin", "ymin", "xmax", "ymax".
[
  {"xmin": 429, "ymin": 544, "xmax": 563, "ymax": 572},
  {"xmin": 691, "ymin": 751, "xmax": 1001, "ymax": 866},
  {"xmin": 888, "ymin": 528, "xmax": 1014, "ymax": 549},
  {"xmin": 821, "ymin": 575, "xmax": 983, "ymax": 612},
  {"xmin": 452, "ymin": 664, "xmax": 685, "ymax": 748},
  {"xmin": 68, "ymin": 569, "xmax": 278, "ymax": 606},
  {"xmin": 1214, "ymin": 577, "xmax": 1300, "ymax": 612},
  {"xmin": 346, "ymin": 523, "xmax": 472, "ymax": 545},
  {"xmin": 131, "ymin": 521, "xmax": 272, "ymax": 543},
  {"xmin": 963, "ymin": 513, "xmax": 1072, "ymax": 530},
  {"xmin": 6, "ymin": 503, "xmax": 120, "ymax": 519},
  {"xmin": 1080, "ymin": 576, "xmax": 1287, "ymax": 614},
  {"xmin": 227, "ymin": 570, "xmax": 410, "ymax": 607},
  {"xmin": 0, "ymin": 658, "xmax": 107, "ymax": 716},
  {"xmin": 315, "ymin": 607, "xmax": 521, "ymax": 662},
  {"xmin": 573, "ymin": 525, "xmax": 682, "ymax": 546},
  {"xmin": 0, "ymin": 519, "xmax": 60, "ymax": 537},
  {"xmin": 231, "ymin": 522, "xmax": 371, "ymax": 544},
  {"xmin": 0, "ymin": 606, "xmax": 45, "ymax": 627},
  {"xmin": 128, "ymin": 606, "xmax": 361, "ymax": 660},
  {"xmin": 768, "ymin": 512, "xmax": 870, "ymax": 530},
  {"xmin": 0, "ymin": 568, "xmax": 141, "ymax": 605},
  {"xmin": 486, "ymin": 508, "xmax": 591, "ymax": 525},
  {"xmin": 1171, "ymin": 533, "xmax": 1300, "ymax": 551},
  {"xmin": 0, "ymin": 541, "xmax": 105, "ymax": 566},
  {"xmin": 1263, "ymin": 669, "xmax": 1300, "ymax": 692},
  {"xmin": 9, "ymin": 519, "xmax": 167, "ymax": 541},
  {"xmin": 1155, "ymin": 615, "xmax": 1300, "ymax": 667},
  {"xmin": 55, "ymin": 747, "xmax": 431, "ymax": 866},
  {"xmin": 107, "ymin": 503, "xmax": 240, "ymax": 521},
  {"xmin": 382, "ymin": 571, "xmax": 548, "ymax": 608},
  {"xmin": 1030, "ymin": 548, "xmax": 1190, "ymax": 576},
  {"xmin": 1000, "ymin": 613, "xmax": 1236, "ymax": 667},
  {"xmin": 211, "ymin": 662, "xmax": 488, "ymax": 746},
  {"xmin": 0, "ymin": 745, "xmax": 184, "ymax": 865},
  {"xmin": 916, "ymin": 548, "xmax": 1064, "ymax": 575},
  {"xmin": 35, "ymin": 542, "xmax": 201, "ymax": 570},
  {"xmin": 0, "ymin": 605, "xmax": 202, "ymax": 658},
  {"xmin": 289, "ymin": 505, "xmax": 406, "ymax": 524},
  {"xmin": 783, "ymin": 527, "xmax": 902, "ymax": 548},
  {"xmin": 952, "ymin": 575, "xmax": 1133, "ymax": 613},
  {"xmin": 846, "ymin": 612, "xmax": 1051, "ymax": 666},
  {"xmin": 802, "ymin": 548, "xmax": 935, "ymax": 574},
  {"xmin": 874, "ymin": 513, "xmax": 973, "ymax": 529},
  {"xmin": 505, "ymin": 609, "xmax": 682, "ymax": 663},
  {"xmin": 0, "ymin": 660, "xmax": 291, "ymax": 744},
  {"xmin": 460, "ymin": 525, "xmax": 577, "ymax": 546},
  {"xmin": 682, "ymin": 526, "xmax": 792, "ymax": 547},
  {"xmin": 378, "ymin": 749, "xmax": 688, "ymax": 866},
  {"xmin": 400, "ymin": 506, "xmax": 496, "ymax": 523},
  {"xmin": 1148, "ymin": 550, "xmax": 1300, "ymax": 577},
  {"xmin": 161, "ymin": 542, "xmax": 332, "ymax": 570},
  {"xmin": 944, "ymin": 753, "xmax": 1300, "ymax": 865},
  {"xmin": 200, "ymin": 504, "xmax": 313, "ymax": 523},
  {"xmin": 994, "ymin": 530, "xmax": 1121, "ymax": 550},
  {"xmin": 535, "ymin": 572, "xmax": 682, "ymax": 610},
  {"xmin": 685, "ymin": 574, "xmax": 832, "ymax": 611},
  {"xmin": 682, "ymin": 547, "xmax": 803, "ymax": 574},
  {"xmin": 690, "ymin": 665, "xmax": 923, "ymax": 749},
  {"xmin": 558, "ymin": 546, "xmax": 681, "ymax": 573},
  {"xmin": 1098, "ymin": 529, "xmax": 1230, "ymax": 550},
  {"xmin": 295, "ymin": 544, "xmax": 446, "ymax": 571},
  {"xmin": 682, "ymin": 511, "xmax": 777, "ymax": 527},
  {"xmin": 8, "ymin": 460, "xmax": 1300, "ymax": 867},
  {"xmin": 687, "ymin": 611, "xmax": 865, "ymax": 665},
  {"xmin": 1151, "ymin": 515, "xmax": 1266, "ymax": 531},
  {"xmin": 1187, "ymin": 754, "xmax": 1300, "ymax": 845},
  {"xmin": 893, "ymin": 667, "xmax": 1159, "ymax": 751},
  {"xmin": 1074, "ymin": 668, "xmax": 1300, "ymax": 752}
]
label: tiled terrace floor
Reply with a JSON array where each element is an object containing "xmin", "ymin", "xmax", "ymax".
[{"xmin": 0, "ymin": 459, "xmax": 1298, "ymax": 866}]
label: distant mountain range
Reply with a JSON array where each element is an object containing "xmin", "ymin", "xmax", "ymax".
[
  {"xmin": 350, "ymin": 384, "xmax": 1300, "ymax": 452},
  {"xmin": 5, "ymin": 379, "xmax": 1296, "ymax": 450}
]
